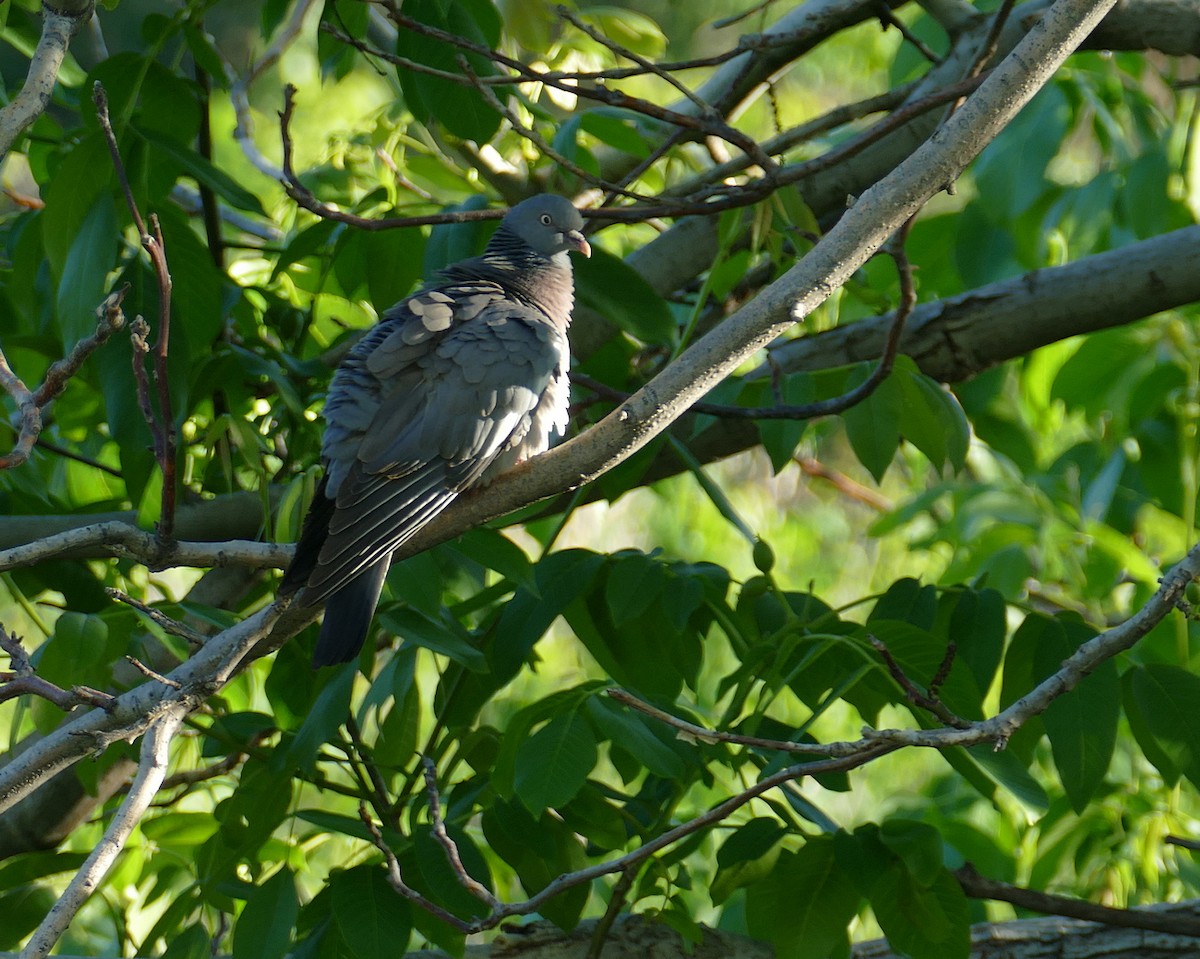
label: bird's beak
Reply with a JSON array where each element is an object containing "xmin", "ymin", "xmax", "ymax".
[{"xmin": 564, "ymin": 230, "xmax": 591, "ymax": 258}]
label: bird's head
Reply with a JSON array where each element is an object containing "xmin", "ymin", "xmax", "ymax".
[{"xmin": 502, "ymin": 194, "xmax": 591, "ymax": 260}]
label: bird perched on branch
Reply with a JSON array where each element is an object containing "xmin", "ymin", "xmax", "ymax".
[{"xmin": 282, "ymin": 194, "xmax": 590, "ymax": 666}]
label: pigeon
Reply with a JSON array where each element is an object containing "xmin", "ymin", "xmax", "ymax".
[{"xmin": 281, "ymin": 194, "xmax": 590, "ymax": 666}]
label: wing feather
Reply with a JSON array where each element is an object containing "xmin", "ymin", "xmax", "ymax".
[{"xmin": 296, "ymin": 290, "xmax": 567, "ymax": 607}]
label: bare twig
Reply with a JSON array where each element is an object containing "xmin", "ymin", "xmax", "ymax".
[
  {"xmin": 0, "ymin": 289, "xmax": 128, "ymax": 470},
  {"xmin": 876, "ymin": 2, "xmax": 942, "ymax": 63},
  {"xmin": 572, "ymin": 219, "xmax": 917, "ymax": 424},
  {"xmin": 125, "ymin": 656, "xmax": 183, "ymax": 689},
  {"xmin": 606, "ymin": 688, "xmax": 857, "ymax": 756},
  {"xmin": 93, "ymin": 82, "xmax": 178, "ymax": 539},
  {"xmin": 0, "ymin": 602, "xmax": 286, "ymax": 815},
  {"xmin": 221, "ymin": 0, "xmax": 321, "ymax": 180},
  {"xmin": 868, "ymin": 634, "xmax": 971, "ymax": 728},
  {"xmin": 387, "ymin": 10, "xmax": 778, "ymax": 170},
  {"xmin": 360, "ymin": 803, "xmax": 469, "ymax": 929},
  {"xmin": 0, "ymin": 673, "xmax": 116, "ymax": 712},
  {"xmin": 456, "ymin": 57, "xmax": 657, "ymax": 202},
  {"xmin": 19, "ymin": 711, "xmax": 184, "ymax": 959},
  {"xmin": 864, "ymin": 540, "xmax": 1200, "ymax": 750},
  {"xmin": 345, "ymin": 714, "xmax": 397, "ymax": 832},
  {"xmin": 105, "ymin": 588, "xmax": 210, "ymax": 648},
  {"xmin": 421, "ymin": 758, "xmax": 501, "ymax": 910},
  {"xmin": 795, "ymin": 456, "xmax": 894, "ymax": 511},
  {"xmin": 1, "ymin": 626, "xmax": 116, "ymax": 712},
  {"xmin": 279, "ymin": 85, "xmax": 509, "ymax": 230},
  {"xmin": 586, "ymin": 863, "xmax": 639, "ymax": 959}
]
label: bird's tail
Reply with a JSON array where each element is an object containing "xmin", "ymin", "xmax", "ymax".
[{"xmin": 312, "ymin": 557, "xmax": 390, "ymax": 666}]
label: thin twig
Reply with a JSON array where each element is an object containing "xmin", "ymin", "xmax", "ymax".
[
  {"xmin": 868, "ymin": 634, "xmax": 971, "ymax": 729},
  {"xmin": 346, "ymin": 714, "xmax": 398, "ymax": 832},
  {"xmin": 795, "ymin": 456, "xmax": 894, "ymax": 511},
  {"xmin": 606, "ymin": 688, "xmax": 857, "ymax": 756},
  {"xmin": 876, "ymin": 1, "xmax": 941, "ymax": 63},
  {"xmin": 125, "ymin": 656, "xmax": 183, "ymax": 689},
  {"xmin": 105, "ymin": 588, "xmax": 210, "ymax": 648},
  {"xmin": 422, "ymin": 758, "xmax": 502, "ymax": 910},
  {"xmin": 360, "ymin": 803, "xmax": 470, "ymax": 929},
  {"xmin": 585, "ymin": 863, "xmax": 640, "ymax": 959},
  {"xmin": 0, "ymin": 521, "xmax": 293, "ymax": 575},
  {"xmin": 93, "ymin": 82, "xmax": 178, "ymax": 540},
  {"xmin": 0, "ymin": 289, "xmax": 128, "ymax": 470},
  {"xmin": 278, "ymin": 85, "xmax": 508, "ymax": 230},
  {"xmin": 456, "ymin": 57, "xmax": 657, "ymax": 202},
  {"xmin": 388, "ymin": 10, "xmax": 780, "ymax": 169}
]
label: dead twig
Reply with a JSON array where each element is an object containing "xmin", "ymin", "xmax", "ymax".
[
  {"xmin": 0, "ymin": 289, "xmax": 128, "ymax": 470},
  {"xmin": 93, "ymin": 82, "xmax": 178, "ymax": 540}
]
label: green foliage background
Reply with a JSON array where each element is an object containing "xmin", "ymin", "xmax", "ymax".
[{"xmin": 1, "ymin": 0, "xmax": 1199, "ymax": 957}]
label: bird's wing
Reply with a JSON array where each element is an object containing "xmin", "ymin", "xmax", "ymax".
[{"xmin": 302, "ymin": 287, "xmax": 567, "ymax": 603}]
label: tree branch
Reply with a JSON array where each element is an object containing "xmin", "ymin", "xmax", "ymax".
[
  {"xmin": 0, "ymin": 290, "xmax": 127, "ymax": 470},
  {"xmin": 0, "ymin": 1, "xmax": 93, "ymax": 158},
  {"xmin": 19, "ymin": 712, "xmax": 183, "ymax": 959},
  {"xmin": 0, "ymin": 521, "xmax": 292, "ymax": 574},
  {"xmin": 321, "ymin": 0, "xmax": 1121, "ymax": 574}
]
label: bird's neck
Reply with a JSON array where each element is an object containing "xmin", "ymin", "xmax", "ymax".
[{"xmin": 450, "ymin": 247, "xmax": 576, "ymax": 328}]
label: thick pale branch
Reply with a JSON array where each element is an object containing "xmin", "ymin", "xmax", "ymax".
[
  {"xmin": 0, "ymin": 490, "xmax": 277, "ymax": 554},
  {"xmin": 766, "ymin": 224, "xmax": 1200, "ymax": 383},
  {"xmin": 19, "ymin": 713, "xmax": 183, "ymax": 959},
  {"xmin": 0, "ymin": 1, "xmax": 93, "ymax": 158},
  {"xmin": 0, "ymin": 603, "xmax": 283, "ymax": 815},
  {"xmin": 341, "ymin": 0, "xmax": 1121, "ymax": 570},
  {"xmin": 0, "ymin": 521, "xmax": 292, "ymax": 574}
]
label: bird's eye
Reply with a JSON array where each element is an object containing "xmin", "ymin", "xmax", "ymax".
[{"xmin": 539, "ymin": 214, "xmax": 552, "ymax": 225}]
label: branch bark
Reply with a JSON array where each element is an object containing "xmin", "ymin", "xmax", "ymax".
[{"xmin": 0, "ymin": 1, "xmax": 94, "ymax": 159}]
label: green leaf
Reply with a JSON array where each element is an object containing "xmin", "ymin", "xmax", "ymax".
[
  {"xmin": 136, "ymin": 127, "xmax": 267, "ymax": 215},
  {"xmin": 513, "ymin": 708, "xmax": 597, "ymax": 812},
  {"xmin": 584, "ymin": 695, "xmax": 687, "ymax": 779},
  {"xmin": 746, "ymin": 839, "xmax": 859, "ymax": 959},
  {"xmin": 0, "ymin": 885, "xmax": 57, "ymax": 950},
  {"xmin": 55, "ymin": 195, "xmax": 118, "ymax": 344},
  {"xmin": 480, "ymin": 800, "xmax": 588, "ymax": 930},
  {"xmin": 574, "ymin": 246, "xmax": 675, "ymax": 345},
  {"xmin": 35, "ymin": 611, "xmax": 110, "ymax": 687},
  {"xmin": 409, "ymin": 826, "xmax": 493, "ymax": 919},
  {"xmin": 836, "ymin": 826, "xmax": 968, "ymax": 959},
  {"xmin": 580, "ymin": 109, "xmax": 651, "ymax": 157},
  {"xmin": 232, "ymin": 867, "xmax": 298, "ymax": 959},
  {"xmin": 394, "ymin": 0, "xmax": 505, "ymax": 142},
  {"xmin": 711, "ymin": 818, "xmax": 786, "ymax": 904},
  {"xmin": 605, "ymin": 552, "xmax": 666, "ymax": 626},
  {"xmin": 330, "ymin": 865, "xmax": 413, "ymax": 959},
  {"xmin": 378, "ymin": 608, "xmax": 487, "ymax": 672},
  {"xmin": 1128, "ymin": 664, "xmax": 1200, "ymax": 791},
  {"xmin": 897, "ymin": 363, "xmax": 971, "ymax": 471},
  {"xmin": 870, "ymin": 866, "xmax": 969, "ymax": 959},
  {"xmin": 1036, "ymin": 620, "xmax": 1116, "ymax": 812},
  {"xmin": 491, "ymin": 549, "xmax": 605, "ymax": 684},
  {"xmin": 450, "ymin": 527, "xmax": 535, "ymax": 591},
  {"xmin": 843, "ymin": 364, "xmax": 904, "ymax": 482},
  {"xmin": 162, "ymin": 925, "xmax": 211, "ymax": 959},
  {"xmin": 286, "ymin": 667, "xmax": 355, "ymax": 771}
]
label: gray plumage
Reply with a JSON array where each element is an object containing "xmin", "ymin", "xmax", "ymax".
[{"xmin": 282, "ymin": 195, "xmax": 590, "ymax": 666}]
